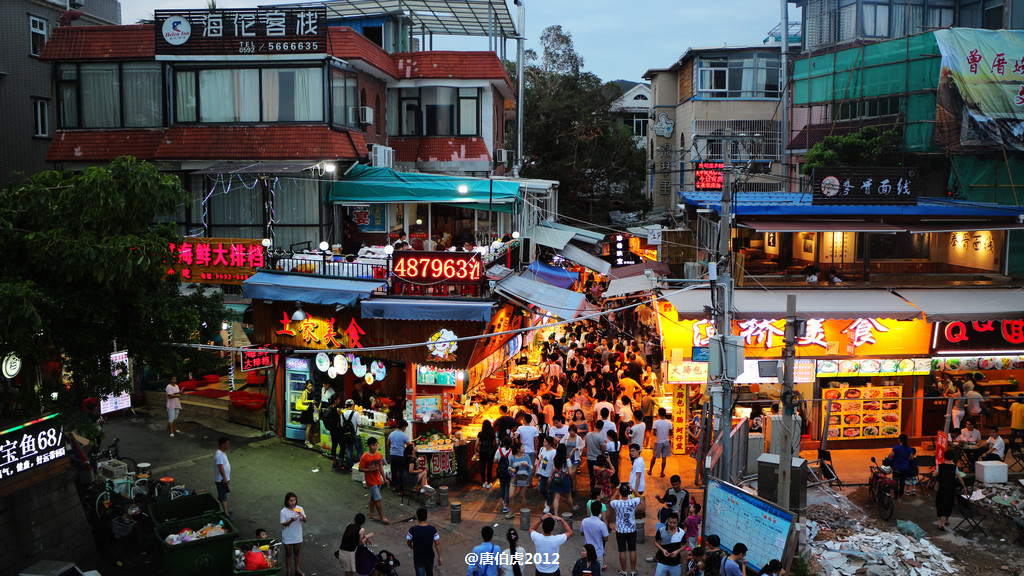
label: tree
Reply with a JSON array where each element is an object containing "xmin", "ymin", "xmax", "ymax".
[
  {"xmin": 0, "ymin": 157, "xmax": 224, "ymax": 438},
  {"xmin": 802, "ymin": 126, "xmax": 903, "ymax": 175},
  {"xmin": 510, "ymin": 26, "xmax": 648, "ymax": 221}
]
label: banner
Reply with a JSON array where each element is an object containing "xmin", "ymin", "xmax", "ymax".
[{"xmin": 933, "ymin": 28, "xmax": 1024, "ymax": 151}]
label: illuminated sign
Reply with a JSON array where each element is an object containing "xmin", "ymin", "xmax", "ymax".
[
  {"xmin": 427, "ymin": 329, "xmax": 458, "ymax": 361},
  {"xmin": 276, "ymin": 314, "xmax": 364, "ymax": 350},
  {"xmin": 0, "ymin": 413, "xmax": 66, "ymax": 482},
  {"xmin": 169, "ymin": 238, "xmax": 265, "ymax": 285},
  {"xmin": 695, "ymin": 162, "xmax": 724, "ymax": 191},
  {"xmin": 240, "ymin": 348, "xmax": 274, "ymax": 371},
  {"xmin": 667, "ymin": 361, "xmax": 708, "ymax": 383},
  {"xmin": 392, "ymin": 252, "xmax": 482, "ymax": 283},
  {"xmin": 155, "ymin": 7, "xmax": 327, "ymax": 56},
  {"xmin": 2, "ymin": 353, "xmax": 22, "ymax": 379},
  {"xmin": 811, "ymin": 167, "xmax": 919, "ymax": 205},
  {"xmin": 933, "ymin": 320, "xmax": 1024, "ymax": 353},
  {"xmin": 416, "ymin": 365, "xmax": 463, "ymax": 387}
]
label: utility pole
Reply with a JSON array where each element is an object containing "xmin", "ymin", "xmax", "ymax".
[
  {"xmin": 779, "ymin": 0, "xmax": 790, "ymax": 192},
  {"xmin": 778, "ymin": 294, "xmax": 798, "ymax": 511},
  {"xmin": 513, "ymin": 1, "xmax": 526, "ymax": 178}
]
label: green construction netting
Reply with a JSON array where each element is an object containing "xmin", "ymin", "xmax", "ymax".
[
  {"xmin": 793, "ymin": 32, "xmax": 941, "ymax": 151},
  {"xmin": 948, "ymin": 155, "xmax": 1024, "ymax": 278}
]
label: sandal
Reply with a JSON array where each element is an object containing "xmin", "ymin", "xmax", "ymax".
[{"xmin": 381, "ymin": 518, "xmax": 390, "ymax": 525}]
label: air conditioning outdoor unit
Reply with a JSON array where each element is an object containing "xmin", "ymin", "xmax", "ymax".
[
  {"xmin": 359, "ymin": 106, "xmax": 374, "ymax": 126},
  {"xmin": 494, "ymin": 149, "xmax": 509, "ymax": 164},
  {"xmin": 371, "ymin": 145, "xmax": 394, "ymax": 169}
]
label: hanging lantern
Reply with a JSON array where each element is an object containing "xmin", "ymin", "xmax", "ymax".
[
  {"xmin": 352, "ymin": 357, "xmax": 367, "ymax": 378},
  {"xmin": 371, "ymin": 361, "xmax": 387, "ymax": 381},
  {"xmin": 315, "ymin": 352, "xmax": 330, "ymax": 372},
  {"xmin": 364, "ymin": 373, "xmax": 374, "ymax": 385},
  {"xmin": 327, "ymin": 366, "xmax": 338, "ymax": 379}
]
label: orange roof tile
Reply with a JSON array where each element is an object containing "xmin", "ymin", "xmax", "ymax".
[
  {"xmin": 40, "ymin": 25, "xmax": 155, "ymax": 61},
  {"xmin": 46, "ymin": 129, "xmax": 165, "ymax": 162},
  {"xmin": 156, "ymin": 125, "xmax": 367, "ymax": 161},
  {"xmin": 328, "ymin": 28, "xmax": 399, "ymax": 78},
  {"xmin": 391, "ymin": 137, "xmax": 491, "ymax": 163},
  {"xmin": 392, "ymin": 51, "xmax": 513, "ymax": 87}
]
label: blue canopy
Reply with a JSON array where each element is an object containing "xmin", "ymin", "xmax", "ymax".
[
  {"xmin": 680, "ymin": 191, "xmax": 1024, "ymax": 217},
  {"xmin": 527, "ymin": 261, "xmax": 578, "ymax": 289},
  {"xmin": 330, "ymin": 164, "xmax": 521, "ymax": 205},
  {"xmin": 360, "ymin": 298, "xmax": 494, "ymax": 322},
  {"xmin": 242, "ymin": 271, "xmax": 385, "ymax": 306}
]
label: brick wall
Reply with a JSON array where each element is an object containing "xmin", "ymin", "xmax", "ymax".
[{"xmin": 359, "ymin": 73, "xmax": 388, "ymax": 148}]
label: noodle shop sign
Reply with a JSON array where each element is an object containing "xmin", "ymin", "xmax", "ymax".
[{"xmin": 933, "ymin": 320, "xmax": 1024, "ymax": 353}]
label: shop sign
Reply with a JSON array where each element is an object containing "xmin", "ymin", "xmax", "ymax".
[
  {"xmin": 276, "ymin": 314, "xmax": 364, "ymax": 350},
  {"xmin": 353, "ymin": 205, "xmax": 386, "ymax": 233},
  {"xmin": 169, "ymin": 238, "xmax": 265, "ymax": 285},
  {"xmin": 821, "ymin": 385, "xmax": 901, "ymax": 441},
  {"xmin": 811, "ymin": 167, "xmax": 919, "ymax": 205},
  {"xmin": 933, "ymin": 356, "xmax": 1024, "ymax": 371},
  {"xmin": 692, "ymin": 347, "xmax": 710, "ymax": 362},
  {"xmin": 933, "ymin": 320, "xmax": 1024, "ymax": 353},
  {"xmin": 426, "ymin": 329, "xmax": 458, "ymax": 362},
  {"xmin": 936, "ymin": 431, "xmax": 948, "ymax": 464},
  {"xmin": 428, "ymin": 450, "xmax": 457, "ymax": 478},
  {"xmin": 671, "ymin": 383, "xmax": 689, "ymax": 455},
  {"xmin": 240, "ymin": 348, "xmax": 274, "ymax": 372},
  {"xmin": 0, "ymin": 413, "xmax": 66, "ymax": 482},
  {"xmin": 737, "ymin": 359, "xmax": 816, "ymax": 384},
  {"xmin": 468, "ymin": 335, "xmax": 522, "ymax": 388},
  {"xmin": 695, "ymin": 163, "xmax": 724, "ymax": 191},
  {"xmin": 2, "ymin": 353, "xmax": 22, "ymax": 379},
  {"xmin": 393, "ymin": 252, "xmax": 482, "ymax": 284},
  {"xmin": 628, "ymin": 237, "xmax": 658, "ymax": 261},
  {"xmin": 155, "ymin": 8, "xmax": 327, "ymax": 56},
  {"xmin": 817, "ymin": 358, "xmax": 932, "ymax": 378},
  {"xmin": 667, "ymin": 361, "xmax": 708, "ymax": 383},
  {"xmin": 416, "ymin": 365, "xmax": 463, "ymax": 387}
]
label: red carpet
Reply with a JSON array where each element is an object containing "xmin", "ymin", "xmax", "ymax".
[{"xmin": 187, "ymin": 388, "xmax": 230, "ymax": 399}]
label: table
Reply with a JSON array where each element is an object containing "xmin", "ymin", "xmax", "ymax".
[{"xmin": 955, "ymin": 443, "xmax": 988, "ymax": 470}]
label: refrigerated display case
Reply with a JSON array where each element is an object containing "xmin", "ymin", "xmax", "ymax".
[{"xmin": 285, "ymin": 357, "xmax": 311, "ymax": 440}]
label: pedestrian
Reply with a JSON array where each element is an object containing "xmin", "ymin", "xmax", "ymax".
[
  {"xmin": 702, "ymin": 535, "xmax": 724, "ymax": 576},
  {"xmin": 905, "ymin": 448, "xmax": 919, "ymax": 495},
  {"xmin": 586, "ymin": 420, "xmax": 607, "ymax": 488},
  {"xmin": 495, "ymin": 437, "xmax": 514, "ymax": 514},
  {"xmin": 297, "ymin": 380, "xmax": 317, "ymax": 449},
  {"xmin": 508, "ymin": 441, "xmax": 532, "ymax": 518},
  {"xmin": 653, "ymin": 495, "xmax": 676, "ymax": 532},
  {"xmin": 628, "ymin": 443, "xmax": 646, "ymax": 495},
  {"xmin": 530, "ymin": 513, "xmax": 573, "ymax": 576},
  {"xmin": 536, "ymin": 435, "xmax": 557, "ymax": 513},
  {"xmin": 640, "ymin": 388, "xmax": 656, "ymax": 448},
  {"xmin": 610, "ymin": 483, "xmax": 644, "ymax": 576},
  {"xmin": 467, "ymin": 526, "xmax": 501, "ymax": 576},
  {"xmin": 684, "ymin": 503, "xmax": 702, "ymax": 550},
  {"xmin": 887, "ymin": 434, "xmax": 913, "ymax": 501},
  {"xmin": 571, "ymin": 543, "xmax": 602, "ymax": 576},
  {"xmin": 581, "ymin": 500, "xmax": 610, "ymax": 568},
  {"xmin": 166, "ymin": 376, "xmax": 182, "ymax": 437},
  {"xmin": 550, "ymin": 450, "xmax": 575, "ymax": 516},
  {"xmin": 387, "ymin": 419, "xmax": 409, "ymax": 492},
  {"xmin": 593, "ymin": 454, "xmax": 616, "ymax": 502},
  {"xmin": 359, "ymin": 436, "xmax": 390, "ymax": 524},
  {"xmin": 407, "ymin": 508, "xmax": 442, "ymax": 576},
  {"xmin": 721, "ymin": 543, "xmax": 748, "ymax": 576},
  {"xmin": 932, "ymin": 447, "xmax": 966, "ymax": 531},
  {"xmin": 214, "ymin": 436, "xmax": 231, "ymax": 517},
  {"xmin": 478, "ymin": 419, "xmax": 497, "ymax": 489},
  {"xmin": 337, "ymin": 513, "xmax": 373, "ymax": 576},
  {"xmin": 627, "ymin": 410, "xmax": 646, "ymax": 454},
  {"xmin": 564, "ymin": 424, "xmax": 585, "ymax": 486},
  {"xmin": 686, "ymin": 548, "xmax": 705, "ymax": 576},
  {"xmin": 501, "ymin": 528, "xmax": 527, "ymax": 576},
  {"xmin": 649, "ymin": 409, "xmax": 672, "ymax": 477},
  {"xmin": 280, "ymin": 492, "xmax": 307, "ymax": 576},
  {"xmin": 653, "ymin": 512, "xmax": 686, "ymax": 576},
  {"xmin": 516, "ymin": 412, "xmax": 540, "ymax": 467},
  {"xmin": 757, "ymin": 559, "xmax": 785, "ymax": 575},
  {"xmin": 605, "ymin": 430, "xmax": 621, "ymax": 483},
  {"xmin": 340, "ymin": 399, "xmax": 362, "ymax": 471},
  {"xmin": 656, "ymin": 475, "xmax": 689, "ymax": 516},
  {"xmin": 323, "ymin": 395, "xmax": 344, "ymax": 471}
]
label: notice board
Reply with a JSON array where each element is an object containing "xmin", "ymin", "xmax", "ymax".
[{"xmin": 703, "ymin": 477, "xmax": 795, "ymax": 573}]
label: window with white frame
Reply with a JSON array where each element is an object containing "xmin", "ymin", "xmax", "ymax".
[
  {"xmin": 386, "ymin": 87, "xmax": 480, "ymax": 136},
  {"xmin": 696, "ymin": 53, "xmax": 780, "ymax": 99},
  {"xmin": 30, "ymin": 16, "xmax": 47, "ymax": 57},
  {"xmin": 33, "ymin": 99, "xmax": 49, "ymax": 137},
  {"xmin": 862, "ymin": 2, "xmax": 890, "ymax": 37}
]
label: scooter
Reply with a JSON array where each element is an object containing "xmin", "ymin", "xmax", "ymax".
[{"xmin": 868, "ymin": 456, "xmax": 897, "ymax": 520}]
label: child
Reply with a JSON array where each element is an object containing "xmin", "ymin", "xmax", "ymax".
[
  {"xmin": 685, "ymin": 503, "xmax": 702, "ymax": 550},
  {"xmin": 687, "ymin": 546, "xmax": 705, "ymax": 576},
  {"xmin": 255, "ymin": 528, "xmax": 268, "ymax": 539},
  {"xmin": 656, "ymin": 475, "xmax": 689, "ymax": 515},
  {"xmin": 906, "ymin": 447, "xmax": 919, "ymax": 496},
  {"xmin": 656, "ymin": 494, "xmax": 677, "ymax": 532}
]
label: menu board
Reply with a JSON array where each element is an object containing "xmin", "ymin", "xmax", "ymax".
[
  {"xmin": 414, "ymin": 395, "xmax": 444, "ymax": 422},
  {"xmin": 932, "ymin": 356, "xmax": 1024, "ymax": 371},
  {"xmin": 671, "ymin": 383, "xmax": 690, "ymax": 455},
  {"xmin": 821, "ymin": 385, "xmax": 901, "ymax": 440},
  {"xmin": 817, "ymin": 358, "xmax": 931, "ymax": 378}
]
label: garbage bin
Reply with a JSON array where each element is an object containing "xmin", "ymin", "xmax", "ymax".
[
  {"xmin": 234, "ymin": 538, "xmax": 283, "ymax": 575},
  {"xmin": 155, "ymin": 515, "xmax": 237, "ymax": 576},
  {"xmin": 148, "ymin": 492, "xmax": 222, "ymax": 527}
]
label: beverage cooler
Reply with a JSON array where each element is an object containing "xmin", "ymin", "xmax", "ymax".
[{"xmin": 285, "ymin": 357, "xmax": 311, "ymax": 440}]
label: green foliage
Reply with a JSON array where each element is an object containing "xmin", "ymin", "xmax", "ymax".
[
  {"xmin": 508, "ymin": 26, "xmax": 648, "ymax": 221},
  {"xmin": 802, "ymin": 126, "xmax": 902, "ymax": 175},
  {"xmin": 0, "ymin": 157, "xmax": 225, "ymax": 432},
  {"xmin": 789, "ymin": 553, "xmax": 812, "ymax": 576}
]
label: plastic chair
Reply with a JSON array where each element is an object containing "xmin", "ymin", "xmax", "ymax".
[
  {"xmin": 953, "ymin": 495, "xmax": 987, "ymax": 537},
  {"xmin": 1008, "ymin": 445, "xmax": 1024, "ymax": 473}
]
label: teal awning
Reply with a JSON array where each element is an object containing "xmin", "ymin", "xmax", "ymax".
[{"xmin": 329, "ymin": 164, "xmax": 521, "ymax": 205}]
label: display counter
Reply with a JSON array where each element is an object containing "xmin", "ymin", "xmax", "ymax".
[{"xmin": 415, "ymin": 442, "xmax": 473, "ymax": 486}]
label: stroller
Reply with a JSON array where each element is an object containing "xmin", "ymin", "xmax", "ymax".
[{"xmin": 355, "ymin": 544, "xmax": 401, "ymax": 576}]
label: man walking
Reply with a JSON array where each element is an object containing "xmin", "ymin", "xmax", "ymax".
[
  {"xmin": 649, "ymin": 408, "xmax": 672, "ymax": 477},
  {"xmin": 610, "ymin": 483, "xmax": 644, "ymax": 576},
  {"xmin": 166, "ymin": 377, "xmax": 182, "ymax": 437},
  {"xmin": 585, "ymin": 420, "xmax": 606, "ymax": 490},
  {"xmin": 467, "ymin": 526, "xmax": 501, "ymax": 576},
  {"xmin": 581, "ymin": 501, "xmax": 610, "ymax": 568},
  {"xmin": 628, "ymin": 444, "xmax": 646, "ymax": 496},
  {"xmin": 407, "ymin": 508, "xmax": 442, "ymax": 576},
  {"xmin": 214, "ymin": 436, "xmax": 231, "ymax": 516},
  {"xmin": 530, "ymin": 513, "xmax": 573, "ymax": 576},
  {"xmin": 360, "ymin": 437, "xmax": 390, "ymax": 524},
  {"xmin": 387, "ymin": 419, "xmax": 409, "ymax": 493},
  {"xmin": 341, "ymin": 400, "xmax": 363, "ymax": 471}
]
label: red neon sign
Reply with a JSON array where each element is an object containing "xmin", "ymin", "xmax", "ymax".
[
  {"xmin": 695, "ymin": 162, "xmax": 724, "ymax": 191},
  {"xmin": 169, "ymin": 237, "xmax": 264, "ymax": 285},
  {"xmin": 392, "ymin": 252, "xmax": 482, "ymax": 282}
]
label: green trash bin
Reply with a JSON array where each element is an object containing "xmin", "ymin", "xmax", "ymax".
[
  {"xmin": 148, "ymin": 492, "xmax": 222, "ymax": 527},
  {"xmin": 155, "ymin": 514, "xmax": 237, "ymax": 576},
  {"xmin": 233, "ymin": 538, "xmax": 283, "ymax": 575}
]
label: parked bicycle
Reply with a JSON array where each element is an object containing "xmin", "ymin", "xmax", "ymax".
[{"xmin": 869, "ymin": 456, "xmax": 897, "ymax": 520}]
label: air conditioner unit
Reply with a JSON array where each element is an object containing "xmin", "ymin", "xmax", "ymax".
[
  {"xmin": 494, "ymin": 149, "xmax": 509, "ymax": 164},
  {"xmin": 359, "ymin": 106, "xmax": 373, "ymax": 126},
  {"xmin": 371, "ymin": 145, "xmax": 394, "ymax": 169}
]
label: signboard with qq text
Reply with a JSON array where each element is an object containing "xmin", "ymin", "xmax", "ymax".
[
  {"xmin": 155, "ymin": 8, "xmax": 327, "ymax": 56},
  {"xmin": 0, "ymin": 414, "xmax": 66, "ymax": 482}
]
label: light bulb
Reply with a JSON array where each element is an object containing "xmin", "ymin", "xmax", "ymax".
[
  {"xmin": 512, "ymin": 231, "xmax": 520, "ymax": 239},
  {"xmin": 319, "ymin": 241, "xmax": 330, "ymax": 251},
  {"xmin": 458, "ymin": 185, "xmax": 469, "ymax": 195},
  {"xmin": 384, "ymin": 245, "xmax": 394, "ymax": 255}
]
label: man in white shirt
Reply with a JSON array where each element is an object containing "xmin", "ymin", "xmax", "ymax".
[
  {"xmin": 214, "ymin": 436, "xmax": 231, "ymax": 516},
  {"xmin": 515, "ymin": 413, "xmax": 539, "ymax": 464},
  {"xmin": 959, "ymin": 420, "xmax": 982, "ymax": 444},
  {"xmin": 549, "ymin": 416, "xmax": 570, "ymax": 444},
  {"xmin": 530, "ymin": 514, "xmax": 572, "ymax": 576},
  {"xmin": 628, "ymin": 443, "xmax": 646, "ymax": 495},
  {"xmin": 981, "ymin": 426, "xmax": 1006, "ymax": 461},
  {"xmin": 627, "ymin": 410, "xmax": 646, "ymax": 451},
  {"xmin": 535, "ymin": 435, "xmax": 557, "ymax": 514},
  {"xmin": 649, "ymin": 408, "xmax": 673, "ymax": 477}
]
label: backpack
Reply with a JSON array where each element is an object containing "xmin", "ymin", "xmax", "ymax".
[
  {"xmin": 323, "ymin": 405, "xmax": 341, "ymax": 431},
  {"xmin": 497, "ymin": 449, "xmax": 511, "ymax": 480},
  {"xmin": 341, "ymin": 411, "xmax": 358, "ymax": 445}
]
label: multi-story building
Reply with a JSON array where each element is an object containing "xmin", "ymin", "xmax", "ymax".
[
  {"xmin": 0, "ymin": 0, "xmax": 120, "ymax": 188},
  {"xmin": 609, "ymin": 81, "xmax": 651, "ymax": 146}
]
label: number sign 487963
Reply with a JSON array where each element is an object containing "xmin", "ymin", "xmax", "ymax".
[{"xmin": 392, "ymin": 252, "xmax": 481, "ymax": 282}]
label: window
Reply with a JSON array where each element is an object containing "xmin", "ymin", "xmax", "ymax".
[
  {"xmin": 58, "ymin": 63, "xmax": 163, "ymax": 128},
  {"xmin": 856, "ymin": 232, "xmax": 929, "ymax": 260},
  {"xmin": 387, "ymin": 87, "xmax": 480, "ymax": 136},
  {"xmin": 30, "ymin": 16, "xmax": 47, "ymax": 57},
  {"xmin": 862, "ymin": 3, "xmax": 890, "ymax": 37},
  {"xmin": 831, "ymin": 96, "xmax": 903, "ymax": 121},
  {"xmin": 263, "ymin": 68, "xmax": 324, "ymax": 122},
  {"xmin": 982, "ymin": 0, "xmax": 1004, "ymax": 29},
  {"xmin": 696, "ymin": 53, "xmax": 780, "ymax": 99},
  {"xmin": 33, "ymin": 99, "xmax": 49, "ymax": 137},
  {"xmin": 839, "ymin": 1, "xmax": 857, "ymax": 41},
  {"xmin": 330, "ymin": 67, "xmax": 357, "ymax": 127},
  {"xmin": 199, "ymin": 69, "xmax": 259, "ymax": 122},
  {"xmin": 173, "ymin": 65, "xmax": 328, "ymax": 124},
  {"xmin": 659, "ymin": 181, "xmax": 673, "ymax": 195}
]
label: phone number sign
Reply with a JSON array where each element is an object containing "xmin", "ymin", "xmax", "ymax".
[
  {"xmin": 0, "ymin": 414, "xmax": 66, "ymax": 482},
  {"xmin": 155, "ymin": 7, "xmax": 327, "ymax": 56}
]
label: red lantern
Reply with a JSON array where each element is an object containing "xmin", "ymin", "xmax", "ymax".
[{"xmin": 749, "ymin": 383, "xmax": 760, "ymax": 394}]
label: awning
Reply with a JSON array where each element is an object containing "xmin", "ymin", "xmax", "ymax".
[
  {"xmin": 609, "ymin": 261, "xmax": 671, "ymax": 280},
  {"xmin": 242, "ymin": 271, "xmax": 385, "ymax": 306},
  {"xmin": 902, "ymin": 222, "xmax": 1024, "ymax": 233},
  {"xmin": 603, "ymin": 276, "xmax": 656, "ymax": 298},
  {"xmin": 738, "ymin": 220, "xmax": 905, "ymax": 233},
  {"xmin": 537, "ymin": 221, "xmax": 605, "ymax": 245},
  {"xmin": 525, "ymin": 226, "xmax": 577, "ymax": 250},
  {"xmin": 192, "ymin": 161, "xmax": 319, "ymax": 174},
  {"xmin": 329, "ymin": 164, "xmax": 521, "ymax": 205},
  {"xmin": 527, "ymin": 261, "xmax": 578, "ymax": 289},
  {"xmin": 664, "ymin": 288, "xmax": 924, "ymax": 320},
  {"xmin": 495, "ymin": 275, "xmax": 595, "ymax": 320},
  {"xmin": 892, "ymin": 288, "xmax": 1024, "ymax": 322},
  {"xmin": 557, "ymin": 244, "xmax": 612, "ymax": 275},
  {"xmin": 360, "ymin": 299, "xmax": 493, "ymax": 322},
  {"xmin": 681, "ymin": 191, "xmax": 1024, "ymax": 218}
]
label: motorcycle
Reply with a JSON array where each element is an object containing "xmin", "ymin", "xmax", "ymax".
[{"xmin": 868, "ymin": 456, "xmax": 897, "ymax": 520}]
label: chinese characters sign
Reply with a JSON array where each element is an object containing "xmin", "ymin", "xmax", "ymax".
[
  {"xmin": 812, "ymin": 167, "xmax": 919, "ymax": 205},
  {"xmin": 0, "ymin": 414, "xmax": 66, "ymax": 482},
  {"xmin": 274, "ymin": 313, "xmax": 365, "ymax": 351},
  {"xmin": 155, "ymin": 8, "xmax": 327, "ymax": 56},
  {"xmin": 240, "ymin": 348, "xmax": 275, "ymax": 372},
  {"xmin": 695, "ymin": 162, "xmax": 724, "ymax": 191},
  {"xmin": 169, "ymin": 238, "xmax": 265, "ymax": 285},
  {"xmin": 933, "ymin": 319, "xmax": 1024, "ymax": 353}
]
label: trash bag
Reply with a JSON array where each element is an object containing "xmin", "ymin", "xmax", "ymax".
[
  {"xmin": 245, "ymin": 550, "xmax": 269, "ymax": 571},
  {"xmin": 896, "ymin": 519, "xmax": 926, "ymax": 540}
]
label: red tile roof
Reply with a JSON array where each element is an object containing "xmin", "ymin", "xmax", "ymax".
[
  {"xmin": 328, "ymin": 28, "xmax": 399, "ymax": 78},
  {"xmin": 46, "ymin": 129, "xmax": 165, "ymax": 163},
  {"xmin": 156, "ymin": 126, "xmax": 367, "ymax": 161},
  {"xmin": 40, "ymin": 25, "xmax": 155, "ymax": 61},
  {"xmin": 392, "ymin": 51, "xmax": 513, "ymax": 87},
  {"xmin": 390, "ymin": 137, "xmax": 490, "ymax": 163}
]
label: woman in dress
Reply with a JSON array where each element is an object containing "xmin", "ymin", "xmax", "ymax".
[
  {"xmin": 550, "ymin": 450, "xmax": 575, "ymax": 516},
  {"xmin": 477, "ymin": 419, "xmax": 497, "ymax": 489},
  {"xmin": 280, "ymin": 492, "xmax": 307, "ymax": 576},
  {"xmin": 593, "ymin": 454, "xmax": 616, "ymax": 501},
  {"xmin": 507, "ymin": 442, "xmax": 532, "ymax": 518},
  {"xmin": 404, "ymin": 444, "xmax": 433, "ymax": 493},
  {"xmin": 933, "ymin": 449, "xmax": 967, "ymax": 530},
  {"xmin": 296, "ymin": 381, "xmax": 316, "ymax": 449}
]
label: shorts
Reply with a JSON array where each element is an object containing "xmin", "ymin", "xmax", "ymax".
[
  {"xmin": 653, "ymin": 441, "xmax": 671, "ymax": 458},
  {"xmin": 615, "ymin": 531, "xmax": 637, "ymax": 551},
  {"xmin": 368, "ymin": 484, "xmax": 382, "ymax": 501},
  {"xmin": 338, "ymin": 549, "xmax": 357, "ymax": 572},
  {"xmin": 216, "ymin": 481, "xmax": 229, "ymax": 502},
  {"xmin": 514, "ymin": 474, "xmax": 531, "ymax": 487},
  {"xmin": 168, "ymin": 408, "xmax": 180, "ymax": 422}
]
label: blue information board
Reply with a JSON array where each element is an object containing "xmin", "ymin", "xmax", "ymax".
[{"xmin": 703, "ymin": 477, "xmax": 794, "ymax": 573}]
